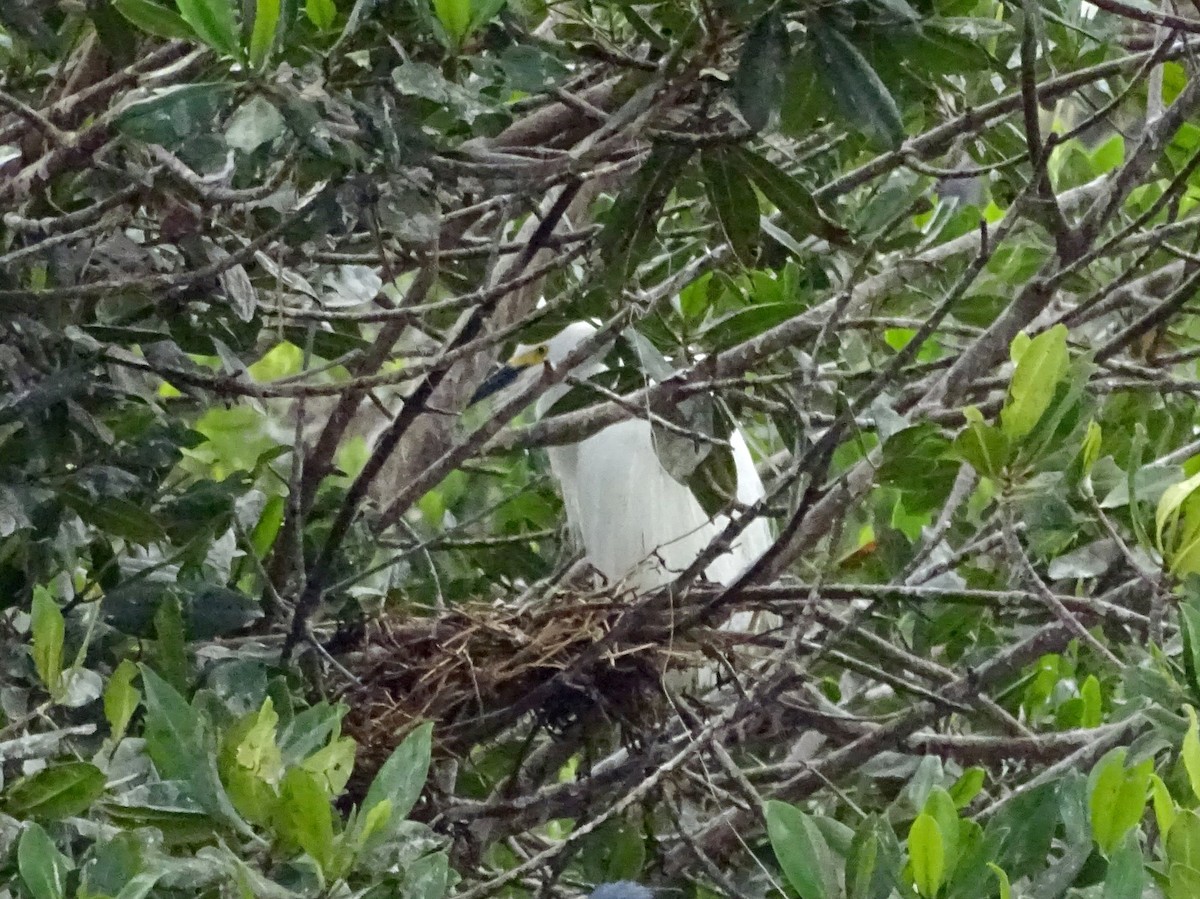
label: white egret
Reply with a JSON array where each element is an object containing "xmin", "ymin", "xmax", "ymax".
[{"xmin": 476, "ymin": 322, "xmax": 774, "ymax": 640}]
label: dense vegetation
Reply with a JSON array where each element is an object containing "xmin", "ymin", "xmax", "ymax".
[{"xmin": 5, "ymin": 0, "xmax": 1200, "ymax": 895}]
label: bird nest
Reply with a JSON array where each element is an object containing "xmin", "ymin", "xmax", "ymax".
[{"xmin": 336, "ymin": 591, "xmax": 722, "ymax": 789}]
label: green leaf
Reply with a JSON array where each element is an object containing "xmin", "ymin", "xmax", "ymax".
[
  {"xmin": 403, "ymin": 851, "xmax": 453, "ymax": 899},
  {"xmin": 1000, "ymin": 324, "xmax": 1070, "ymax": 440},
  {"xmin": 141, "ymin": 666, "xmax": 201, "ymax": 782},
  {"xmin": 1169, "ymin": 862, "xmax": 1200, "ymax": 899},
  {"xmin": 433, "ymin": 0, "xmax": 471, "ymax": 45},
  {"xmin": 1184, "ymin": 706, "xmax": 1200, "ymax": 803},
  {"xmin": 141, "ymin": 667, "xmax": 252, "ymax": 834},
  {"xmin": 301, "ymin": 735, "xmax": 356, "ymax": 796},
  {"xmin": 1103, "ymin": 835, "xmax": 1145, "ymax": 899},
  {"xmin": 250, "ymin": 494, "xmax": 286, "ymax": 559},
  {"xmin": 249, "ymin": 0, "xmax": 280, "ymax": 66},
  {"xmin": 273, "ymin": 768, "xmax": 335, "ymax": 872},
  {"xmin": 305, "ymin": 0, "xmax": 335, "ymax": 29},
  {"xmin": 175, "ymin": 0, "xmax": 241, "ymax": 57},
  {"xmin": 846, "ymin": 815, "xmax": 901, "ymax": 899},
  {"xmin": 733, "ymin": 9, "xmax": 789, "ymax": 131},
  {"xmin": 724, "ymin": 146, "xmax": 850, "ymax": 246},
  {"xmin": 701, "ymin": 148, "xmax": 760, "ymax": 264},
  {"xmin": 18, "ymin": 823, "xmax": 72, "ymax": 899},
  {"xmin": 1089, "ymin": 748, "xmax": 1152, "ymax": 855},
  {"xmin": 153, "ymin": 595, "xmax": 189, "ymax": 696},
  {"xmin": 948, "ymin": 768, "xmax": 986, "ymax": 809},
  {"xmin": 105, "ymin": 659, "xmax": 141, "ymax": 741},
  {"xmin": 30, "ymin": 585, "xmax": 64, "ymax": 697},
  {"xmin": 598, "ymin": 143, "xmax": 693, "ymax": 289},
  {"xmin": 810, "ymin": 17, "xmax": 904, "ymax": 149},
  {"xmin": 357, "ymin": 798, "xmax": 392, "ymax": 846},
  {"xmin": 1080, "ymin": 674, "xmax": 1102, "ymax": 728},
  {"xmin": 5, "ymin": 762, "xmax": 107, "ymax": 819},
  {"xmin": 1081, "ymin": 419, "xmax": 1103, "ymax": 476},
  {"xmin": 112, "ymin": 0, "xmax": 197, "ymax": 39},
  {"xmin": 468, "ymin": 0, "xmax": 506, "ymax": 33},
  {"xmin": 362, "ymin": 721, "xmax": 432, "ymax": 832},
  {"xmin": 952, "ymin": 408, "xmax": 1011, "ymax": 478},
  {"xmin": 986, "ymin": 863, "xmax": 1012, "ymax": 899},
  {"xmin": 1168, "ymin": 809, "xmax": 1200, "ymax": 872},
  {"xmin": 908, "ymin": 812, "xmax": 945, "ymax": 898},
  {"xmin": 1152, "ymin": 774, "xmax": 1178, "ymax": 838},
  {"xmin": 921, "ymin": 788, "xmax": 961, "ymax": 875},
  {"xmin": 766, "ymin": 800, "xmax": 836, "ymax": 899},
  {"xmin": 59, "ymin": 487, "xmax": 166, "ymax": 545}
]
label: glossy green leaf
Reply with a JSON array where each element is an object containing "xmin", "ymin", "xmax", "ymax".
[
  {"xmin": 175, "ymin": 0, "xmax": 240, "ymax": 57},
  {"xmin": 949, "ymin": 768, "xmax": 986, "ymax": 809},
  {"xmin": 112, "ymin": 0, "xmax": 197, "ymax": 39},
  {"xmin": 249, "ymin": 0, "xmax": 280, "ymax": 66},
  {"xmin": 433, "ymin": 0, "xmax": 471, "ymax": 44},
  {"xmin": 1184, "ymin": 706, "xmax": 1200, "ymax": 802},
  {"xmin": 733, "ymin": 9, "xmax": 789, "ymax": 131},
  {"xmin": 1089, "ymin": 748, "xmax": 1152, "ymax": 855},
  {"xmin": 986, "ymin": 863, "xmax": 1012, "ymax": 899},
  {"xmin": 141, "ymin": 666, "xmax": 202, "ymax": 781},
  {"xmin": 766, "ymin": 800, "xmax": 836, "ymax": 899},
  {"xmin": 1103, "ymin": 835, "xmax": 1145, "ymax": 899},
  {"xmin": 4, "ymin": 762, "xmax": 107, "ymax": 819},
  {"xmin": 18, "ymin": 823, "xmax": 72, "ymax": 899},
  {"xmin": 810, "ymin": 17, "xmax": 904, "ymax": 149},
  {"xmin": 846, "ymin": 815, "xmax": 901, "ymax": 899},
  {"xmin": 362, "ymin": 721, "xmax": 432, "ymax": 832},
  {"xmin": 598, "ymin": 144, "xmax": 693, "ymax": 289},
  {"xmin": 908, "ymin": 812, "xmax": 945, "ymax": 898},
  {"xmin": 952, "ymin": 408, "xmax": 1010, "ymax": 478},
  {"xmin": 921, "ymin": 788, "xmax": 960, "ymax": 875},
  {"xmin": 724, "ymin": 146, "xmax": 850, "ymax": 246},
  {"xmin": 60, "ymin": 487, "xmax": 166, "ymax": 545},
  {"xmin": 105, "ymin": 659, "xmax": 142, "ymax": 741},
  {"xmin": 305, "ymin": 0, "xmax": 336, "ymax": 29},
  {"xmin": 1000, "ymin": 324, "xmax": 1070, "ymax": 440},
  {"xmin": 1080, "ymin": 675, "xmax": 1102, "ymax": 728},
  {"xmin": 1152, "ymin": 773, "xmax": 1178, "ymax": 838},
  {"xmin": 1168, "ymin": 809, "xmax": 1200, "ymax": 872},
  {"xmin": 274, "ymin": 768, "xmax": 335, "ymax": 872},
  {"xmin": 154, "ymin": 595, "xmax": 189, "ymax": 695},
  {"xmin": 403, "ymin": 851, "xmax": 452, "ymax": 899},
  {"xmin": 701, "ymin": 148, "xmax": 760, "ymax": 264},
  {"xmin": 30, "ymin": 585, "xmax": 64, "ymax": 697},
  {"xmin": 1169, "ymin": 862, "xmax": 1200, "ymax": 899}
]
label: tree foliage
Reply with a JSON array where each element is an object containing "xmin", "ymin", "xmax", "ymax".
[{"xmin": 4, "ymin": 0, "xmax": 1200, "ymax": 895}]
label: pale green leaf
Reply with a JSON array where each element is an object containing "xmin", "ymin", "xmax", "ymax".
[{"xmin": 908, "ymin": 812, "xmax": 945, "ymax": 898}]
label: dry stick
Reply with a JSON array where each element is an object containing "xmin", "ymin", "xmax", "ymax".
[{"xmin": 1087, "ymin": 0, "xmax": 1200, "ymax": 32}]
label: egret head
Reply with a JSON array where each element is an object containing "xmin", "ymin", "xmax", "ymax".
[
  {"xmin": 587, "ymin": 882, "xmax": 654, "ymax": 899},
  {"xmin": 470, "ymin": 321, "xmax": 603, "ymax": 405}
]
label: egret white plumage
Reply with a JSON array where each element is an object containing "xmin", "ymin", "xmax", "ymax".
[{"xmin": 475, "ymin": 322, "xmax": 774, "ymax": 640}]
